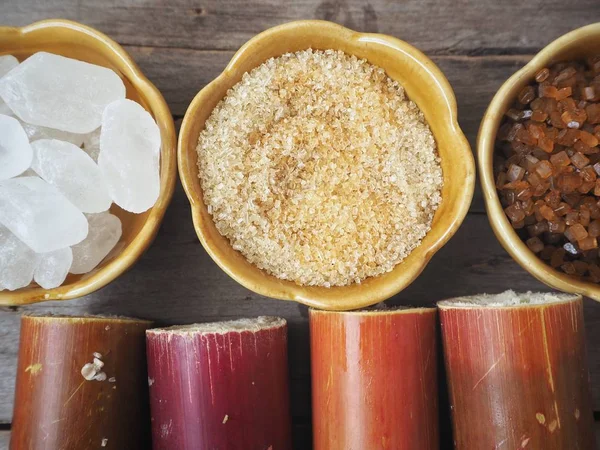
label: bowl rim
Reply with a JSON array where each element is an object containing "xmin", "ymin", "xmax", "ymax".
[
  {"xmin": 179, "ymin": 19, "xmax": 475, "ymax": 310},
  {"xmin": 478, "ymin": 22, "xmax": 600, "ymax": 303},
  {"xmin": 0, "ymin": 19, "xmax": 177, "ymax": 306}
]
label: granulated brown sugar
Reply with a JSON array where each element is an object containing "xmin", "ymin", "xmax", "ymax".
[{"xmin": 197, "ymin": 49, "xmax": 442, "ymax": 287}]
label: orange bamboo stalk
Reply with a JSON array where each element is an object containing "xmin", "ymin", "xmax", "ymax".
[
  {"xmin": 11, "ymin": 314, "xmax": 152, "ymax": 450},
  {"xmin": 310, "ymin": 307, "xmax": 439, "ymax": 450},
  {"xmin": 439, "ymin": 292, "xmax": 596, "ymax": 450}
]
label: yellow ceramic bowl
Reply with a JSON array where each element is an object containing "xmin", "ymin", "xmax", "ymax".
[
  {"xmin": 179, "ymin": 20, "xmax": 475, "ymax": 310},
  {"xmin": 479, "ymin": 23, "xmax": 600, "ymax": 302},
  {"xmin": 0, "ymin": 20, "xmax": 177, "ymax": 306}
]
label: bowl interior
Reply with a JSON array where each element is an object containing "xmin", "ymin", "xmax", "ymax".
[
  {"xmin": 479, "ymin": 24, "xmax": 600, "ymax": 301},
  {"xmin": 0, "ymin": 21, "xmax": 176, "ymax": 304},
  {"xmin": 180, "ymin": 21, "xmax": 474, "ymax": 310}
]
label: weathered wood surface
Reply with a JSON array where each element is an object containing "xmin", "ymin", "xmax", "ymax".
[
  {"xmin": 2, "ymin": 1, "xmax": 600, "ymax": 448},
  {"xmin": 2, "ymin": 0, "xmax": 599, "ymax": 54}
]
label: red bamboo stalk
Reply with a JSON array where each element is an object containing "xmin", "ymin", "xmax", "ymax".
[
  {"xmin": 146, "ymin": 316, "xmax": 292, "ymax": 450},
  {"xmin": 439, "ymin": 291, "xmax": 596, "ymax": 450},
  {"xmin": 11, "ymin": 314, "xmax": 152, "ymax": 450},
  {"xmin": 309, "ymin": 307, "xmax": 439, "ymax": 450}
]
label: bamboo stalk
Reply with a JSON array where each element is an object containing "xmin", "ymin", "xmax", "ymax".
[
  {"xmin": 309, "ymin": 307, "xmax": 439, "ymax": 450},
  {"xmin": 11, "ymin": 314, "xmax": 152, "ymax": 450},
  {"xmin": 439, "ymin": 291, "xmax": 596, "ymax": 450},
  {"xmin": 146, "ymin": 316, "xmax": 292, "ymax": 450}
]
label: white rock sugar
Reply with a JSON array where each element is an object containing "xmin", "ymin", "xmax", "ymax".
[
  {"xmin": 0, "ymin": 114, "xmax": 33, "ymax": 180},
  {"xmin": 34, "ymin": 247, "xmax": 73, "ymax": 289},
  {"xmin": 0, "ymin": 52, "xmax": 126, "ymax": 133},
  {"xmin": 0, "ymin": 176, "xmax": 88, "ymax": 253},
  {"xmin": 0, "ymin": 225, "xmax": 37, "ymax": 291},
  {"xmin": 197, "ymin": 49, "xmax": 443, "ymax": 287},
  {"xmin": 31, "ymin": 139, "xmax": 112, "ymax": 213},
  {"xmin": 70, "ymin": 212, "xmax": 122, "ymax": 274},
  {"xmin": 98, "ymin": 99, "xmax": 161, "ymax": 213}
]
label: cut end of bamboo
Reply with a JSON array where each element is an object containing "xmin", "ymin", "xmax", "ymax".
[
  {"xmin": 23, "ymin": 313, "xmax": 153, "ymax": 324},
  {"xmin": 146, "ymin": 316, "xmax": 286, "ymax": 336},
  {"xmin": 438, "ymin": 290, "xmax": 579, "ymax": 309},
  {"xmin": 310, "ymin": 305, "xmax": 435, "ymax": 317}
]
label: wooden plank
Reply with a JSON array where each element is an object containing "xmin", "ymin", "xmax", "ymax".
[
  {"xmin": 0, "ymin": 430, "xmax": 8, "ymax": 449},
  {"xmin": 1, "ymin": 211, "xmax": 599, "ymax": 424},
  {"xmin": 1, "ymin": 0, "xmax": 599, "ymax": 54}
]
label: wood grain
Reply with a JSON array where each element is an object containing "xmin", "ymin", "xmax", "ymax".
[{"xmin": 1, "ymin": 0, "xmax": 599, "ymax": 54}]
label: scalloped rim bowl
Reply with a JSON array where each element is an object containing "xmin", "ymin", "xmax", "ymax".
[
  {"xmin": 479, "ymin": 23, "xmax": 600, "ymax": 302},
  {"xmin": 0, "ymin": 20, "xmax": 177, "ymax": 306},
  {"xmin": 179, "ymin": 20, "xmax": 475, "ymax": 311}
]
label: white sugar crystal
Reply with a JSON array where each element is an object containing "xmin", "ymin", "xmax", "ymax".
[
  {"xmin": 21, "ymin": 121, "xmax": 85, "ymax": 146},
  {"xmin": 31, "ymin": 139, "xmax": 111, "ymax": 213},
  {"xmin": 99, "ymin": 99, "xmax": 161, "ymax": 213},
  {"xmin": 0, "ymin": 55, "xmax": 18, "ymax": 78},
  {"xmin": 94, "ymin": 372, "xmax": 107, "ymax": 381},
  {"xmin": 81, "ymin": 363, "xmax": 97, "ymax": 380},
  {"xmin": 34, "ymin": 247, "xmax": 73, "ymax": 289},
  {"xmin": 0, "ymin": 225, "xmax": 38, "ymax": 291},
  {"xmin": 70, "ymin": 212, "xmax": 122, "ymax": 274},
  {"xmin": 93, "ymin": 357, "xmax": 104, "ymax": 369},
  {"xmin": 0, "ymin": 52, "xmax": 126, "ymax": 133},
  {"xmin": 0, "ymin": 114, "xmax": 33, "ymax": 180},
  {"xmin": 0, "ymin": 56, "xmax": 19, "ymax": 118},
  {"xmin": 0, "ymin": 177, "xmax": 88, "ymax": 253},
  {"xmin": 0, "ymin": 103, "xmax": 13, "ymax": 116},
  {"xmin": 82, "ymin": 127, "xmax": 101, "ymax": 161}
]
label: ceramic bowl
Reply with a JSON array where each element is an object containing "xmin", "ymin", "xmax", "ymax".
[
  {"xmin": 479, "ymin": 23, "xmax": 600, "ymax": 302},
  {"xmin": 179, "ymin": 20, "xmax": 475, "ymax": 310},
  {"xmin": 0, "ymin": 20, "xmax": 177, "ymax": 305}
]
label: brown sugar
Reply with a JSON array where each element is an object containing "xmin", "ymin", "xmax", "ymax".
[
  {"xmin": 197, "ymin": 49, "xmax": 442, "ymax": 287},
  {"xmin": 495, "ymin": 55, "xmax": 600, "ymax": 281}
]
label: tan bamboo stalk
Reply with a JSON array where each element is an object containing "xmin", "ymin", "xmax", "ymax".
[
  {"xmin": 310, "ymin": 307, "xmax": 439, "ymax": 450},
  {"xmin": 11, "ymin": 314, "xmax": 152, "ymax": 449},
  {"xmin": 146, "ymin": 316, "xmax": 292, "ymax": 450},
  {"xmin": 439, "ymin": 291, "xmax": 596, "ymax": 450}
]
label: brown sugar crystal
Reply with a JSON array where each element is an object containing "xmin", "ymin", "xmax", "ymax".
[
  {"xmin": 495, "ymin": 55, "xmax": 600, "ymax": 281},
  {"xmin": 197, "ymin": 49, "xmax": 442, "ymax": 287}
]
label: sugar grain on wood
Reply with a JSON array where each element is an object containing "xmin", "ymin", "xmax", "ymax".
[{"xmin": 197, "ymin": 49, "xmax": 442, "ymax": 286}]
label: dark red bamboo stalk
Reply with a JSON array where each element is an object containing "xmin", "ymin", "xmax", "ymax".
[
  {"xmin": 309, "ymin": 307, "xmax": 439, "ymax": 450},
  {"xmin": 11, "ymin": 314, "xmax": 152, "ymax": 450},
  {"xmin": 439, "ymin": 292, "xmax": 596, "ymax": 450},
  {"xmin": 146, "ymin": 316, "xmax": 292, "ymax": 450}
]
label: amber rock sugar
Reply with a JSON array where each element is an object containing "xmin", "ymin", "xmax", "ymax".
[
  {"xmin": 197, "ymin": 49, "xmax": 443, "ymax": 287},
  {"xmin": 495, "ymin": 55, "xmax": 600, "ymax": 281}
]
